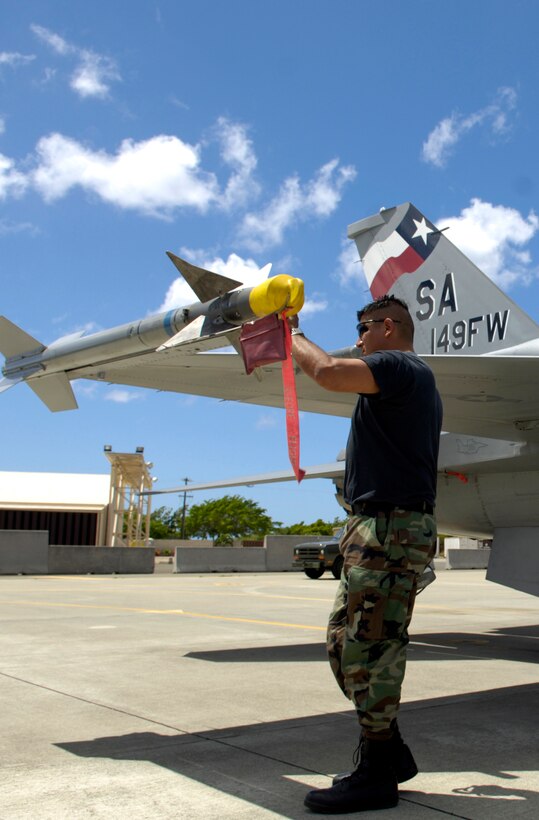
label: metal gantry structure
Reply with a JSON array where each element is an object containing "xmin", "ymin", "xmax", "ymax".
[{"xmin": 103, "ymin": 447, "xmax": 154, "ymax": 547}]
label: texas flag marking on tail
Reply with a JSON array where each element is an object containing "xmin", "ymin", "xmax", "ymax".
[{"xmin": 362, "ymin": 204, "xmax": 441, "ymax": 298}]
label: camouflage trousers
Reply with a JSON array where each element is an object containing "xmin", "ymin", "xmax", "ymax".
[{"xmin": 327, "ymin": 509, "xmax": 437, "ymax": 737}]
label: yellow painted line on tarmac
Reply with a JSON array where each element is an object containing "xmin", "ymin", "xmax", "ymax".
[
  {"xmin": 13, "ymin": 580, "xmax": 336, "ymax": 604},
  {"xmin": 6, "ymin": 589, "xmax": 335, "ymax": 603},
  {"xmin": 169, "ymin": 611, "xmax": 325, "ymax": 630},
  {"xmin": 243, "ymin": 592, "xmax": 334, "ymax": 603},
  {"xmin": 3, "ymin": 600, "xmax": 325, "ymax": 631}
]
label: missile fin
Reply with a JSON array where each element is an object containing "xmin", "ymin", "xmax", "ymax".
[
  {"xmin": 0, "ymin": 316, "xmax": 45, "ymax": 358},
  {"xmin": 0, "ymin": 374, "xmax": 24, "ymax": 394},
  {"xmin": 166, "ymin": 253, "xmax": 243, "ymax": 302},
  {"xmin": 27, "ymin": 373, "xmax": 78, "ymax": 412},
  {"xmin": 157, "ymin": 316, "xmax": 239, "ymax": 351}
]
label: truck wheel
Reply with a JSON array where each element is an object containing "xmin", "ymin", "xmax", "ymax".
[
  {"xmin": 331, "ymin": 555, "xmax": 344, "ymax": 579},
  {"xmin": 304, "ymin": 567, "xmax": 325, "ymax": 579}
]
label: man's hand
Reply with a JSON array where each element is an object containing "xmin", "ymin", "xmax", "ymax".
[{"xmin": 287, "ymin": 313, "xmax": 299, "ymax": 330}]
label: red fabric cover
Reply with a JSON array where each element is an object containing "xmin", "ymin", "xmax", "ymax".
[{"xmin": 239, "ymin": 313, "xmax": 287, "ymax": 375}]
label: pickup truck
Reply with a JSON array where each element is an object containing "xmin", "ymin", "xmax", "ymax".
[
  {"xmin": 292, "ymin": 528, "xmax": 344, "ymax": 579},
  {"xmin": 292, "ymin": 528, "xmax": 437, "ymax": 591}
]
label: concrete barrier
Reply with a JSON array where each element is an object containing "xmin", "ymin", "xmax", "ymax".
[
  {"xmin": 0, "ymin": 530, "xmax": 49, "ymax": 574},
  {"xmin": 175, "ymin": 547, "xmax": 266, "ymax": 573},
  {"xmin": 265, "ymin": 535, "xmax": 323, "ymax": 571},
  {"xmin": 0, "ymin": 530, "xmax": 154, "ymax": 574},
  {"xmin": 48, "ymin": 546, "xmax": 155, "ymax": 574},
  {"xmin": 445, "ymin": 548, "xmax": 490, "ymax": 569},
  {"xmin": 174, "ymin": 535, "xmax": 332, "ymax": 573},
  {"xmin": 487, "ymin": 527, "xmax": 539, "ymax": 597}
]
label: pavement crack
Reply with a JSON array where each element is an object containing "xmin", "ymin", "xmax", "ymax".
[{"xmin": 399, "ymin": 795, "xmax": 474, "ymax": 819}]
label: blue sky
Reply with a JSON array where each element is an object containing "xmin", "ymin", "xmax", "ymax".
[{"xmin": 1, "ymin": 0, "xmax": 539, "ymax": 525}]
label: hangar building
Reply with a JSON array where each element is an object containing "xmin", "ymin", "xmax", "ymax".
[
  {"xmin": 0, "ymin": 471, "xmax": 110, "ymax": 546},
  {"xmin": 0, "ymin": 450, "xmax": 154, "ymax": 549}
]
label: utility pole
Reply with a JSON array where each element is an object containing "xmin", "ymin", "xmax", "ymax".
[{"xmin": 180, "ymin": 477, "xmax": 192, "ymax": 540}]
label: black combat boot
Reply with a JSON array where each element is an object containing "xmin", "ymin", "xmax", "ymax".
[
  {"xmin": 304, "ymin": 737, "xmax": 398, "ymax": 814},
  {"xmin": 332, "ymin": 721, "xmax": 418, "ymax": 786}
]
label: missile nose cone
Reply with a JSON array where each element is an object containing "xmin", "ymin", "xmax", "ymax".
[{"xmin": 248, "ymin": 275, "xmax": 304, "ymax": 317}]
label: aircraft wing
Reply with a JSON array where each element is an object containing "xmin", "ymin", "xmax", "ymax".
[
  {"xmin": 68, "ymin": 347, "xmax": 358, "ymax": 418},
  {"xmin": 68, "ymin": 343, "xmax": 539, "ymax": 442},
  {"xmin": 147, "ymin": 430, "xmax": 534, "ymax": 498},
  {"xmin": 147, "ymin": 461, "xmax": 344, "ymax": 496},
  {"xmin": 426, "ymin": 354, "xmax": 539, "ymax": 442},
  {"xmin": 7, "ymin": 306, "xmax": 537, "ymax": 440}
]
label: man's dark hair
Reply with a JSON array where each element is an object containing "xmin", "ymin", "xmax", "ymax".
[{"xmin": 357, "ymin": 294, "xmax": 414, "ymax": 340}]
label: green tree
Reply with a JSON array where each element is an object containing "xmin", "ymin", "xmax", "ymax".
[
  {"xmin": 185, "ymin": 495, "xmax": 273, "ymax": 545},
  {"xmin": 274, "ymin": 516, "xmax": 347, "ymax": 536},
  {"xmin": 149, "ymin": 506, "xmax": 179, "ymax": 539}
]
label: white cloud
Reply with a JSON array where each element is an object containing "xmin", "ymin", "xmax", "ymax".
[
  {"xmin": 31, "ymin": 23, "xmax": 120, "ymax": 99},
  {"xmin": 422, "ymin": 87, "xmax": 518, "ymax": 167},
  {"xmin": 0, "ymin": 153, "xmax": 28, "ymax": 199},
  {"xmin": 157, "ymin": 250, "xmax": 271, "ymax": 312},
  {"xmin": 70, "ymin": 51, "xmax": 120, "ymax": 99},
  {"xmin": 170, "ymin": 95, "xmax": 189, "ymax": 110},
  {"xmin": 215, "ymin": 117, "xmax": 259, "ymax": 210},
  {"xmin": 335, "ymin": 239, "xmax": 364, "ymax": 288},
  {"xmin": 67, "ymin": 321, "xmax": 100, "ymax": 335},
  {"xmin": 177, "ymin": 395, "xmax": 198, "ymax": 407},
  {"xmin": 439, "ymin": 199, "xmax": 539, "ymax": 288},
  {"xmin": 255, "ymin": 413, "xmax": 278, "ymax": 430},
  {"xmin": 32, "ymin": 132, "xmax": 219, "ymax": 216},
  {"xmin": 31, "ymin": 24, "xmax": 72, "ymax": 56},
  {"xmin": 182, "ymin": 248, "xmax": 272, "ymax": 284},
  {"xmin": 16, "ymin": 121, "xmax": 260, "ymax": 217},
  {"xmin": 0, "ymin": 115, "xmax": 353, "ymax": 238},
  {"xmin": 239, "ymin": 158, "xmax": 356, "ymax": 251},
  {"xmin": 104, "ymin": 389, "xmax": 143, "ymax": 404},
  {"xmin": 307, "ymin": 159, "xmax": 356, "ymax": 216},
  {"xmin": 30, "ymin": 23, "xmax": 71, "ymax": 56},
  {"xmin": 0, "ymin": 218, "xmax": 38, "ymax": 236},
  {"xmin": 301, "ymin": 295, "xmax": 328, "ymax": 317},
  {"xmin": 72, "ymin": 380, "xmax": 99, "ymax": 399},
  {"xmin": 0, "ymin": 52, "xmax": 35, "ymax": 68}
]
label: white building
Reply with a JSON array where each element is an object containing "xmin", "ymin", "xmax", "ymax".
[{"xmin": 0, "ymin": 471, "xmax": 110, "ymax": 546}]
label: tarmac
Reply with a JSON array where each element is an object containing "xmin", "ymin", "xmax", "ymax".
[{"xmin": 0, "ymin": 564, "xmax": 537, "ymax": 819}]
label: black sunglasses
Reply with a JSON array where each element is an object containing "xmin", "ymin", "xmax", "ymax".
[{"xmin": 356, "ymin": 318, "xmax": 402, "ymax": 337}]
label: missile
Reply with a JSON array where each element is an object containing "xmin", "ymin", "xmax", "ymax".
[
  {"xmin": 157, "ymin": 271, "xmax": 304, "ymax": 350},
  {"xmin": 0, "ymin": 259, "xmax": 304, "ymax": 412}
]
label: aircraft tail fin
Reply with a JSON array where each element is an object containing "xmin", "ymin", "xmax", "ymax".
[
  {"xmin": 348, "ymin": 203, "xmax": 539, "ymax": 356},
  {"xmin": 166, "ymin": 253, "xmax": 244, "ymax": 302}
]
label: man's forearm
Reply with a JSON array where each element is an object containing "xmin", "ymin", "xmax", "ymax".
[
  {"xmin": 290, "ymin": 329, "xmax": 378, "ymax": 394},
  {"xmin": 291, "ymin": 333, "xmax": 334, "ymax": 382}
]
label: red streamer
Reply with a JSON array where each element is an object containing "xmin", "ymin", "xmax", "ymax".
[{"xmin": 281, "ymin": 314, "xmax": 305, "ymax": 482}]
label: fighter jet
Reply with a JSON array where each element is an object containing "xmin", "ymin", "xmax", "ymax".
[{"xmin": 2, "ymin": 202, "xmax": 539, "ymax": 597}]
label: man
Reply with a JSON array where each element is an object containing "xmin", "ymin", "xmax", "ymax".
[{"xmin": 288, "ymin": 294, "xmax": 442, "ymax": 814}]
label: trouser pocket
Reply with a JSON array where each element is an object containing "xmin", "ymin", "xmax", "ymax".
[{"xmin": 347, "ymin": 566, "xmax": 416, "ymax": 641}]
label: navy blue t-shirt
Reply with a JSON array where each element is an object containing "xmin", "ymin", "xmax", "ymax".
[{"xmin": 344, "ymin": 351, "xmax": 443, "ymax": 508}]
